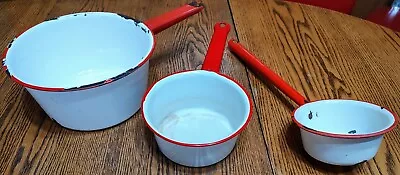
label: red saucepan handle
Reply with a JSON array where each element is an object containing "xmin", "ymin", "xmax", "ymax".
[
  {"xmin": 144, "ymin": 2, "xmax": 204, "ymax": 35},
  {"xmin": 228, "ymin": 39, "xmax": 308, "ymax": 106},
  {"xmin": 201, "ymin": 22, "xmax": 231, "ymax": 72}
]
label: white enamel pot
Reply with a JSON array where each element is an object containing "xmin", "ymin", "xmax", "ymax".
[
  {"xmin": 228, "ymin": 40, "xmax": 399, "ymax": 166},
  {"xmin": 141, "ymin": 23, "xmax": 252, "ymax": 167},
  {"xmin": 1, "ymin": 3, "xmax": 204, "ymax": 131}
]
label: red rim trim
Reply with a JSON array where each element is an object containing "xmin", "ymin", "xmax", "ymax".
[
  {"xmin": 141, "ymin": 70, "xmax": 253, "ymax": 147},
  {"xmin": 2, "ymin": 14, "xmax": 156, "ymax": 92},
  {"xmin": 291, "ymin": 99, "xmax": 399, "ymax": 139}
]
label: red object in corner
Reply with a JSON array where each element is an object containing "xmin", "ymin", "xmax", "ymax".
[
  {"xmin": 285, "ymin": 0, "xmax": 356, "ymax": 14},
  {"xmin": 367, "ymin": 7, "xmax": 400, "ymax": 32},
  {"xmin": 144, "ymin": 2, "xmax": 204, "ymax": 35}
]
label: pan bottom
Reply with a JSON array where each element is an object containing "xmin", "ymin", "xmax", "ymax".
[{"xmin": 158, "ymin": 107, "xmax": 233, "ymax": 144}]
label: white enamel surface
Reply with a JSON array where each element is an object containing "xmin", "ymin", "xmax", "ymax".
[
  {"xmin": 300, "ymin": 129, "xmax": 383, "ymax": 166},
  {"xmin": 4, "ymin": 12, "xmax": 153, "ymax": 89},
  {"xmin": 294, "ymin": 100, "xmax": 396, "ymax": 165},
  {"xmin": 158, "ymin": 108, "xmax": 234, "ymax": 143},
  {"xmin": 155, "ymin": 135, "xmax": 238, "ymax": 167},
  {"xmin": 142, "ymin": 70, "xmax": 251, "ymax": 167},
  {"xmin": 27, "ymin": 62, "xmax": 149, "ymax": 130},
  {"xmin": 294, "ymin": 100, "xmax": 395, "ymax": 135},
  {"xmin": 143, "ymin": 70, "xmax": 250, "ymax": 144}
]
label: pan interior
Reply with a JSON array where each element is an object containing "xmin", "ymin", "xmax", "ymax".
[
  {"xmin": 293, "ymin": 100, "xmax": 396, "ymax": 135},
  {"xmin": 142, "ymin": 70, "xmax": 251, "ymax": 144},
  {"xmin": 4, "ymin": 12, "xmax": 154, "ymax": 89}
]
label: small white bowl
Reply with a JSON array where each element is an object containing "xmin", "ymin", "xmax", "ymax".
[
  {"xmin": 292, "ymin": 99, "xmax": 398, "ymax": 166},
  {"xmin": 227, "ymin": 39, "xmax": 399, "ymax": 166}
]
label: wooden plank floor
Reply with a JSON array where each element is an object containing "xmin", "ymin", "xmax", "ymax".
[
  {"xmin": 230, "ymin": 0, "xmax": 400, "ymax": 174},
  {"xmin": 1, "ymin": 0, "xmax": 400, "ymax": 174}
]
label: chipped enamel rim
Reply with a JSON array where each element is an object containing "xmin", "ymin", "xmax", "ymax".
[
  {"xmin": 291, "ymin": 99, "xmax": 399, "ymax": 139},
  {"xmin": 1, "ymin": 12, "xmax": 156, "ymax": 92}
]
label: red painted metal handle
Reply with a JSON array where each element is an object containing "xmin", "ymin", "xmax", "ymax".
[
  {"xmin": 201, "ymin": 22, "xmax": 231, "ymax": 72},
  {"xmin": 144, "ymin": 2, "xmax": 204, "ymax": 35},
  {"xmin": 228, "ymin": 39, "xmax": 308, "ymax": 106}
]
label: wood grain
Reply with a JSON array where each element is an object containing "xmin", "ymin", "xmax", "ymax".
[
  {"xmin": 230, "ymin": 0, "xmax": 400, "ymax": 174},
  {"xmin": 0, "ymin": 0, "xmax": 271, "ymax": 174}
]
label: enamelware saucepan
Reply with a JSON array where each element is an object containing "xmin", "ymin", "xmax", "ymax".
[
  {"xmin": 228, "ymin": 39, "xmax": 399, "ymax": 166},
  {"xmin": 1, "ymin": 2, "xmax": 203, "ymax": 131},
  {"xmin": 141, "ymin": 23, "xmax": 252, "ymax": 167}
]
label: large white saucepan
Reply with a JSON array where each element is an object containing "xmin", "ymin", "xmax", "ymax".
[{"xmin": 1, "ymin": 2, "xmax": 204, "ymax": 131}]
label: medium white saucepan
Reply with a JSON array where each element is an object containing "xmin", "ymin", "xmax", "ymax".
[
  {"xmin": 1, "ymin": 2, "xmax": 203, "ymax": 131},
  {"xmin": 141, "ymin": 23, "xmax": 252, "ymax": 167},
  {"xmin": 228, "ymin": 39, "xmax": 399, "ymax": 166}
]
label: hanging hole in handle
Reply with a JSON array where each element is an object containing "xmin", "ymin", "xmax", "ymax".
[{"xmin": 219, "ymin": 23, "xmax": 226, "ymax": 28}]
